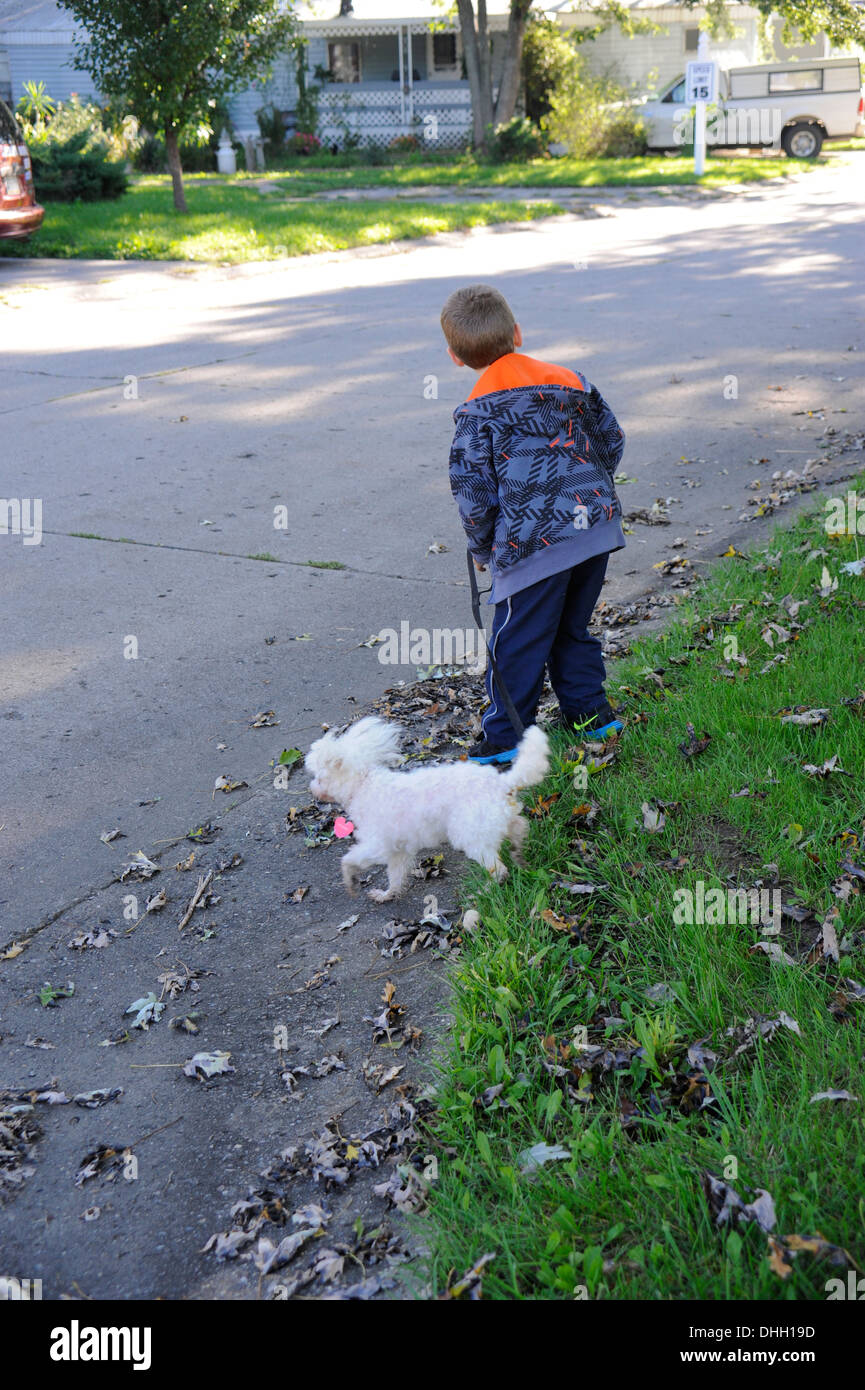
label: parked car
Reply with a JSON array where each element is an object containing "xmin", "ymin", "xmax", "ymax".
[
  {"xmin": 641, "ymin": 55, "xmax": 864, "ymax": 158},
  {"xmin": 0, "ymin": 96, "xmax": 44, "ymax": 239}
]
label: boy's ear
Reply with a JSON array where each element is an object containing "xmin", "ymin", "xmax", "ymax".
[
  {"xmin": 447, "ymin": 346, "xmax": 465, "ymax": 367},
  {"xmin": 513, "ymin": 323, "xmax": 523, "ymax": 349}
]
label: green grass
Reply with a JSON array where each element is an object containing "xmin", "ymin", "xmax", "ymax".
[
  {"xmin": 423, "ymin": 486, "xmax": 865, "ymax": 1300},
  {"xmin": 0, "ymin": 181, "xmax": 562, "ymax": 263},
  {"xmin": 218, "ymin": 151, "xmax": 809, "ymax": 193}
]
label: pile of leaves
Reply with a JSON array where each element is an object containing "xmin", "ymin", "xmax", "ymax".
[{"xmin": 204, "ymin": 1094, "xmax": 430, "ymax": 1298}]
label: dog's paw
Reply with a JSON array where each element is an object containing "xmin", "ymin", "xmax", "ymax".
[{"xmin": 367, "ymin": 887, "xmax": 394, "ymax": 903}]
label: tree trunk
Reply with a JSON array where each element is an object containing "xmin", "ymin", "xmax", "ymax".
[
  {"xmin": 164, "ymin": 126, "xmax": 188, "ymax": 213},
  {"xmin": 494, "ymin": 0, "xmax": 533, "ymax": 127},
  {"xmin": 456, "ymin": 0, "xmax": 494, "ymax": 150},
  {"xmin": 476, "ymin": 0, "xmax": 494, "ymax": 134}
]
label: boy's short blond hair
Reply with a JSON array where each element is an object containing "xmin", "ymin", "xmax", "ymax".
[{"xmin": 440, "ymin": 284, "xmax": 516, "ymax": 370}]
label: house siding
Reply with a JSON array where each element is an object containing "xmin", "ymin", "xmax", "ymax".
[
  {"xmin": 568, "ymin": 15, "xmax": 760, "ymax": 92},
  {"xmin": 227, "ymin": 53, "xmax": 297, "ymax": 133},
  {"xmin": 4, "ymin": 38, "xmax": 100, "ymax": 103}
]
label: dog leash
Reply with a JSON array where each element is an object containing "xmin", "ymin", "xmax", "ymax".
[{"xmin": 466, "ymin": 549, "xmax": 525, "ymax": 740}]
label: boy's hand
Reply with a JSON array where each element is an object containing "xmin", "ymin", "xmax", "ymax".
[{"xmin": 473, "ymin": 559, "xmax": 487, "ymax": 572}]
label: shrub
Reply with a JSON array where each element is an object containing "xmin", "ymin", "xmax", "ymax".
[
  {"xmin": 543, "ymin": 55, "xmax": 647, "ymax": 159},
  {"xmin": 256, "ymin": 100, "xmax": 285, "ymax": 158},
  {"xmin": 30, "ymin": 129, "xmax": 128, "ymax": 201},
  {"xmin": 388, "ymin": 134, "xmax": 419, "ymax": 153},
  {"xmin": 364, "ymin": 141, "xmax": 388, "ymax": 166},
  {"xmin": 286, "ymin": 131, "xmax": 321, "ymax": 156},
  {"xmin": 486, "ymin": 116, "xmax": 546, "ymax": 163},
  {"xmin": 15, "ymin": 79, "xmax": 55, "ymax": 128},
  {"xmin": 522, "ymin": 16, "xmax": 582, "ymax": 127}
]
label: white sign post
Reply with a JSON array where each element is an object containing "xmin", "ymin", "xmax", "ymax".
[{"xmin": 685, "ymin": 32, "xmax": 718, "ymax": 177}]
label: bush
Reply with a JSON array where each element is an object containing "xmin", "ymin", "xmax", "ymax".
[
  {"xmin": 364, "ymin": 142, "xmax": 389, "ymax": 166},
  {"xmin": 132, "ymin": 133, "xmax": 166, "ymax": 173},
  {"xmin": 256, "ymin": 101, "xmax": 285, "ymax": 159},
  {"xmin": 486, "ymin": 116, "xmax": 546, "ymax": 163},
  {"xmin": 285, "ymin": 131, "xmax": 321, "ymax": 157},
  {"xmin": 522, "ymin": 16, "xmax": 582, "ymax": 127},
  {"xmin": 543, "ymin": 56, "xmax": 647, "ymax": 159},
  {"xmin": 387, "ymin": 133, "xmax": 419, "ymax": 153},
  {"xmin": 30, "ymin": 129, "xmax": 128, "ymax": 201}
]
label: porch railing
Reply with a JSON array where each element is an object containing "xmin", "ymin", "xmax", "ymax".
[{"xmin": 314, "ymin": 82, "xmax": 473, "ymax": 149}]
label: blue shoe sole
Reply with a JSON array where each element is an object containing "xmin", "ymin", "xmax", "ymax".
[
  {"xmin": 593, "ymin": 720, "xmax": 624, "ymax": 740},
  {"xmin": 469, "ymin": 747, "xmax": 518, "ymax": 765}
]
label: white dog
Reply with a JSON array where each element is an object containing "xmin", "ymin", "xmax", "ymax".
[{"xmin": 305, "ymin": 716, "xmax": 550, "ymax": 902}]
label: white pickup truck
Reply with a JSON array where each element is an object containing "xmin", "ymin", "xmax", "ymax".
[{"xmin": 642, "ymin": 55, "xmax": 864, "ymax": 157}]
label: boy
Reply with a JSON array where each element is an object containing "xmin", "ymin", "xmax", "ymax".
[{"xmin": 441, "ymin": 283, "xmax": 626, "ymax": 764}]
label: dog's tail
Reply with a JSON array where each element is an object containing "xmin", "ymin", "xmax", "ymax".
[{"xmin": 498, "ymin": 725, "xmax": 550, "ymax": 792}]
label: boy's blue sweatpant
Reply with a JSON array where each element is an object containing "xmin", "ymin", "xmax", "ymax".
[{"xmin": 482, "ymin": 552, "xmax": 610, "ymax": 747}]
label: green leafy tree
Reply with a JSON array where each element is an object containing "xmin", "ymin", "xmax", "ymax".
[
  {"xmin": 688, "ymin": 0, "xmax": 864, "ymax": 47},
  {"xmin": 61, "ymin": 1, "xmax": 297, "ymax": 211}
]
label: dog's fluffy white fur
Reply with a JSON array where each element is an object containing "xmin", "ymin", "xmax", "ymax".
[{"xmin": 305, "ymin": 716, "xmax": 550, "ymax": 902}]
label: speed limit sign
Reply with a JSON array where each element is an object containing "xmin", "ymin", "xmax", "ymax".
[{"xmin": 685, "ymin": 60, "xmax": 718, "ymax": 104}]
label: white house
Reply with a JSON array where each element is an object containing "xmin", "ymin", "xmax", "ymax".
[{"xmin": 0, "ymin": 0, "xmax": 857, "ymax": 148}]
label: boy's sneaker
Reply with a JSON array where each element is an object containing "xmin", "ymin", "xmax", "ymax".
[
  {"xmin": 554, "ymin": 701, "xmax": 623, "ymax": 741},
  {"xmin": 467, "ymin": 739, "xmax": 518, "ymax": 765}
]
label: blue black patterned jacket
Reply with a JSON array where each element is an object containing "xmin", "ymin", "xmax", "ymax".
[{"xmin": 448, "ymin": 352, "xmax": 626, "ymax": 601}]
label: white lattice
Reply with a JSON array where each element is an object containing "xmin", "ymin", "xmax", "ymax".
[{"xmin": 316, "ymin": 84, "xmax": 472, "ymax": 148}]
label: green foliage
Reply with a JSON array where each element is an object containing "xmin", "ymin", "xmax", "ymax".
[
  {"xmin": 522, "ymin": 17, "xmax": 582, "ymax": 127},
  {"xmin": 686, "ymin": 0, "xmax": 865, "ymax": 47},
  {"xmin": 486, "ymin": 116, "xmax": 546, "ymax": 163},
  {"xmin": 62, "ymin": 0, "xmax": 296, "ymax": 204},
  {"xmin": 286, "ymin": 132, "xmax": 322, "ymax": 157},
  {"xmin": 256, "ymin": 101, "xmax": 285, "ymax": 158},
  {"xmin": 15, "ymin": 80, "xmax": 56, "ymax": 128},
  {"xmin": 293, "ymin": 39, "xmax": 321, "ymax": 138},
  {"xmin": 520, "ymin": 9, "xmax": 659, "ymax": 144},
  {"xmin": 19, "ymin": 95, "xmax": 131, "ymax": 200},
  {"xmin": 30, "ymin": 128, "xmax": 128, "ymax": 201},
  {"xmin": 64, "ymin": 0, "xmax": 297, "ymax": 137},
  {"xmin": 364, "ymin": 142, "xmax": 389, "ymax": 166},
  {"xmin": 543, "ymin": 53, "xmax": 647, "ymax": 159}
]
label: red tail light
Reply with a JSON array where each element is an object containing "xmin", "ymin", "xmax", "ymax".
[{"xmin": 859, "ymin": 95, "xmax": 864, "ymax": 116}]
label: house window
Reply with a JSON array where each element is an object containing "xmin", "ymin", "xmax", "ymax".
[
  {"xmin": 768, "ymin": 68, "xmax": 823, "ymax": 92},
  {"xmin": 427, "ymin": 29, "xmax": 460, "ymax": 80},
  {"xmin": 432, "ymin": 33, "xmax": 457, "ymax": 70},
  {"xmin": 327, "ymin": 42, "xmax": 360, "ymax": 83},
  {"xmin": 684, "ymin": 28, "xmax": 700, "ymax": 53}
]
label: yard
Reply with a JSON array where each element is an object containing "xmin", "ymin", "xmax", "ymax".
[
  {"xmin": 0, "ymin": 147, "xmax": 831, "ymax": 264},
  {"xmin": 423, "ymin": 486, "xmax": 865, "ymax": 1300},
  {"xmin": 0, "ymin": 178, "xmax": 562, "ymax": 261},
  {"xmin": 240, "ymin": 149, "xmax": 818, "ymax": 192}
]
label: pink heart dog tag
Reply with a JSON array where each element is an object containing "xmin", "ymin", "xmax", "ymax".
[{"xmin": 334, "ymin": 816, "xmax": 354, "ymax": 839}]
